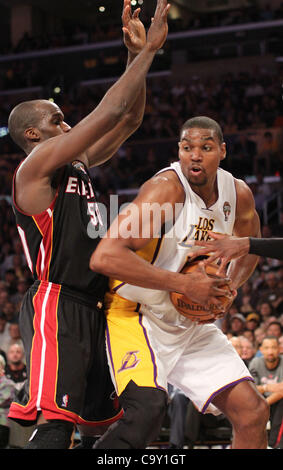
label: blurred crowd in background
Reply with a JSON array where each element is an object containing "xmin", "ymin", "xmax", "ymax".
[
  {"xmin": 1, "ymin": 2, "xmax": 282, "ymax": 55},
  {"xmin": 0, "ymin": 0, "xmax": 283, "ymax": 449}
]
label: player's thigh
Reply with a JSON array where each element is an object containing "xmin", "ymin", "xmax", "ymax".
[
  {"xmin": 106, "ymin": 307, "xmax": 168, "ymax": 396},
  {"xmin": 168, "ymin": 324, "xmax": 253, "ymax": 414}
]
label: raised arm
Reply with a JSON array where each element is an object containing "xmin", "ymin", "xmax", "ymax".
[
  {"xmin": 85, "ymin": 1, "xmax": 147, "ymax": 167},
  {"xmin": 14, "ymin": 0, "xmax": 170, "ymax": 214},
  {"xmin": 21, "ymin": 1, "xmax": 169, "ymax": 174}
]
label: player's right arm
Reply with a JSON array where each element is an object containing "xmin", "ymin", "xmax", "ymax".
[{"xmin": 90, "ymin": 172, "xmax": 231, "ymax": 307}]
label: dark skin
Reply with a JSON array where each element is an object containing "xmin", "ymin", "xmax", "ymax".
[
  {"xmin": 90, "ymin": 126, "xmax": 269, "ymax": 448},
  {"xmin": 13, "ymin": 0, "xmax": 170, "ymax": 216},
  {"xmin": 256, "ymin": 338, "xmax": 283, "ymax": 406},
  {"xmin": 90, "ymin": 127, "xmax": 259, "ymax": 308},
  {"xmin": 12, "ymin": 0, "xmax": 171, "ymax": 435}
]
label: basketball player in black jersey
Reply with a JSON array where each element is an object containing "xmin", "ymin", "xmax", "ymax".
[{"xmin": 7, "ymin": 0, "xmax": 171, "ymax": 449}]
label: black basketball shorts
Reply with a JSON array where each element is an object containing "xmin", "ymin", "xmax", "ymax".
[{"xmin": 9, "ymin": 280, "xmax": 122, "ymax": 427}]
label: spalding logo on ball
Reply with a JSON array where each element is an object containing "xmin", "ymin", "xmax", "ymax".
[{"xmin": 170, "ymin": 261, "xmax": 231, "ymax": 322}]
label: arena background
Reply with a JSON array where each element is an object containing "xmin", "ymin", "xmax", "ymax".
[{"xmin": 0, "ymin": 0, "xmax": 282, "ymax": 449}]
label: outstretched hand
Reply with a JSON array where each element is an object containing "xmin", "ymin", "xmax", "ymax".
[
  {"xmin": 146, "ymin": 0, "xmax": 170, "ymax": 51},
  {"xmin": 192, "ymin": 232, "xmax": 250, "ymax": 274},
  {"xmin": 122, "ymin": 0, "xmax": 146, "ymax": 55}
]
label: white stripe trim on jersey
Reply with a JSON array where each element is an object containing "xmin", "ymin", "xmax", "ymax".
[
  {"xmin": 17, "ymin": 225, "xmax": 33, "ymax": 273},
  {"xmin": 36, "ymin": 282, "xmax": 52, "ymax": 411},
  {"xmin": 39, "ymin": 240, "xmax": 45, "ymax": 277}
]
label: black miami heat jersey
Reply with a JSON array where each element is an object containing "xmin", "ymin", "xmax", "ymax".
[{"xmin": 12, "ymin": 160, "xmax": 107, "ymax": 299}]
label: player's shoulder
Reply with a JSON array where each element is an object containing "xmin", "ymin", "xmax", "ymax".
[
  {"xmin": 138, "ymin": 169, "xmax": 185, "ymax": 205},
  {"xmin": 233, "ymin": 176, "xmax": 255, "ymax": 208},
  {"xmin": 233, "ymin": 176, "xmax": 252, "ymax": 195}
]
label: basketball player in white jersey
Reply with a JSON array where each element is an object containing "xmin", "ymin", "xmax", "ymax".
[{"xmin": 90, "ymin": 116, "xmax": 269, "ymax": 449}]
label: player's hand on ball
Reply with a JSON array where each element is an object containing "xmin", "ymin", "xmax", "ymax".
[{"xmin": 171, "ymin": 261, "xmax": 233, "ymax": 324}]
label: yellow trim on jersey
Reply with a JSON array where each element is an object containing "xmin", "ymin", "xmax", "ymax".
[
  {"xmin": 32, "ymin": 216, "xmax": 43, "ymax": 237},
  {"xmin": 107, "ymin": 237, "xmax": 164, "ymax": 311},
  {"xmin": 106, "ymin": 304, "xmax": 159, "ymax": 396}
]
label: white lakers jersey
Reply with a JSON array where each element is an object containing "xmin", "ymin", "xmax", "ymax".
[{"xmin": 107, "ymin": 162, "xmax": 237, "ymax": 324}]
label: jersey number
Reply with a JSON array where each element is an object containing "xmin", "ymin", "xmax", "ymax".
[{"xmin": 88, "ymin": 202, "xmax": 103, "ymax": 227}]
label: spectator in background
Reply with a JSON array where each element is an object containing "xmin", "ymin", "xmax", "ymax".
[
  {"xmin": 239, "ymin": 294, "xmax": 255, "ymax": 315},
  {"xmin": 3, "ymin": 269, "xmax": 18, "ymax": 296},
  {"xmin": 5, "ymin": 343, "xmax": 27, "ymax": 391},
  {"xmin": 266, "ymin": 321, "xmax": 283, "ymax": 339},
  {"xmin": 236, "ymin": 280, "xmax": 258, "ymax": 311},
  {"xmin": 239, "ymin": 336, "xmax": 256, "ymax": 366},
  {"xmin": 228, "ymin": 313, "xmax": 246, "ymax": 336},
  {"xmin": 254, "ymin": 326, "xmax": 266, "ymax": 350},
  {"xmin": 0, "ymin": 290, "xmax": 9, "ymax": 311},
  {"xmin": 2, "ymin": 301, "xmax": 18, "ymax": 323},
  {"xmin": 242, "ymin": 329, "xmax": 256, "ymax": 345},
  {"xmin": 10, "ymin": 279, "xmax": 29, "ymax": 309},
  {"xmin": 0, "ymin": 314, "xmax": 10, "ymax": 354},
  {"xmin": 259, "ymin": 270, "xmax": 282, "ymax": 308},
  {"xmin": 257, "ymin": 301, "xmax": 276, "ymax": 323},
  {"xmin": 249, "ymin": 336, "xmax": 283, "ymax": 448},
  {"xmin": 0, "ymin": 355, "xmax": 15, "ymax": 448},
  {"xmin": 7, "ymin": 321, "xmax": 22, "ymax": 349},
  {"xmin": 229, "ymin": 336, "xmax": 243, "ymax": 356},
  {"xmin": 245, "ymin": 313, "xmax": 261, "ymax": 332}
]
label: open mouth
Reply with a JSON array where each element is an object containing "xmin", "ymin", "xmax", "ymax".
[{"xmin": 190, "ymin": 166, "xmax": 203, "ymax": 175}]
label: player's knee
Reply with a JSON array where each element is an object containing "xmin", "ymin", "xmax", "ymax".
[
  {"xmin": 234, "ymin": 393, "xmax": 269, "ymax": 433},
  {"xmin": 25, "ymin": 420, "xmax": 74, "ymax": 449},
  {"xmin": 250, "ymin": 394, "xmax": 269, "ymax": 429}
]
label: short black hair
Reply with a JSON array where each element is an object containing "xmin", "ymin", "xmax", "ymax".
[
  {"xmin": 261, "ymin": 335, "xmax": 279, "ymax": 344},
  {"xmin": 180, "ymin": 116, "xmax": 224, "ymax": 144},
  {"xmin": 267, "ymin": 322, "xmax": 283, "ymax": 332},
  {"xmin": 8, "ymin": 99, "xmax": 49, "ymax": 152}
]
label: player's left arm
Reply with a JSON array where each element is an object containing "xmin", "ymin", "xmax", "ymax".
[
  {"xmin": 227, "ymin": 178, "xmax": 261, "ymax": 290},
  {"xmin": 84, "ymin": 2, "xmax": 146, "ymax": 167},
  {"xmin": 84, "ymin": 58, "xmax": 145, "ymax": 167}
]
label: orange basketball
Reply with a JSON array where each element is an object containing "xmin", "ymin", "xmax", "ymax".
[{"xmin": 170, "ymin": 261, "xmax": 231, "ymax": 322}]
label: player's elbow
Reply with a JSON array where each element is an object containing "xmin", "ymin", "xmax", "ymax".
[
  {"xmin": 102, "ymin": 97, "xmax": 130, "ymax": 126},
  {"xmin": 89, "ymin": 247, "xmax": 111, "ymax": 275},
  {"xmin": 123, "ymin": 110, "xmax": 143, "ymax": 130}
]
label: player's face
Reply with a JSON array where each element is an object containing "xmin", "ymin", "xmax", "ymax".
[
  {"xmin": 37, "ymin": 102, "xmax": 71, "ymax": 140},
  {"xmin": 178, "ymin": 128, "xmax": 226, "ymax": 187}
]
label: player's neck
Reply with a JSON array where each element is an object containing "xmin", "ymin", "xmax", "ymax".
[{"xmin": 191, "ymin": 181, "xmax": 218, "ymax": 209}]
